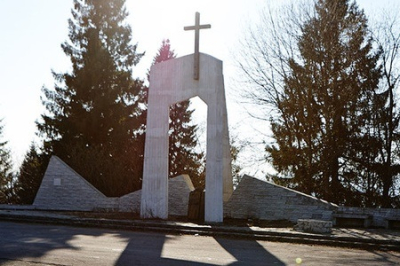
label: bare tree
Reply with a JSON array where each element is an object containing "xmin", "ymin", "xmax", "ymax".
[
  {"xmin": 233, "ymin": 1, "xmax": 314, "ymax": 182},
  {"xmin": 369, "ymin": 7, "xmax": 400, "ymax": 207},
  {"xmin": 237, "ymin": 0, "xmax": 313, "ymax": 119}
]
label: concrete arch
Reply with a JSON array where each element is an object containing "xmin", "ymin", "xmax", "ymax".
[{"xmin": 140, "ymin": 53, "xmax": 232, "ymax": 223}]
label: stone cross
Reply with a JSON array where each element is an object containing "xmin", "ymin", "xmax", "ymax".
[{"xmin": 184, "ymin": 12, "xmax": 211, "ymax": 80}]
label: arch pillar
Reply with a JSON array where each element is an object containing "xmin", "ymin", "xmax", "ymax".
[{"xmin": 140, "ymin": 53, "xmax": 232, "ymax": 223}]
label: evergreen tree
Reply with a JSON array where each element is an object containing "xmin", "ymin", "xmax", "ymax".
[
  {"xmin": 37, "ymin": 0, "xmax": 145, "ymax": 196},
  {"xmin": 267, "ymin": 0, "xmax": 381, "ymax": 204},
  {"xmin": 14, "ymin": 144, "xmax": 49, "ymax": 204},
  {"xmin": 150, "ymin": 39, "xmax": 205, "ymax": 188},
  {"xmin": 0, "ymin": 120, "xmax": 13, "ymax": 203}
]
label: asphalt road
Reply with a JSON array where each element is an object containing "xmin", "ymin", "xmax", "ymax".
[{"xmin": 0, "ymin": 221, "xmax": 399, "ymax": 265}]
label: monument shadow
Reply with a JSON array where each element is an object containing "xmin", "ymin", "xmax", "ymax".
[{"xmin": 0, "ymin": 220, "xmax": 284, "ymax": 265}]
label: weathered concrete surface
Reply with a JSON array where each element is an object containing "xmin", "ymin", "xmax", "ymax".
[{"xmin": 141, "ymin": 53, "xmax": 233, "ymax": 222}]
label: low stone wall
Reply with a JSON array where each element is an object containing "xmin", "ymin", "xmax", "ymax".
[
  {"xmin": 224, "ymin": 175, "xmax": 338, "ymax": 223},
  {"xmin": 13, "ymin": 163, "xmax": 400, "ymax": 227},
  {"xmin": 294, "ymin": 219, "xmax": 333, "ymax": 234},
  {"xmin": 335, "ymin": 206, "xmax": 400, "ymax": 228}
]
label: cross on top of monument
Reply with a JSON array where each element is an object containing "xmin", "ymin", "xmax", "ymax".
[{"xmin": 184, "ymin": 12, "xmax": 211, "ymax": 80}]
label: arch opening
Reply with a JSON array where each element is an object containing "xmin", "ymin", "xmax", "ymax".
[{"xmin": 168, "ymin": 96, "xmax": 207, "ymax": 190}]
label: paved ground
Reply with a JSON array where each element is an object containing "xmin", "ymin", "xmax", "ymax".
[
  {"xmin": 1, "ymin": 209, "xmax": 400, "ymax": 251},
  {"xmin": 1, "ymin": 221, "xmax": 400, "ymax": 266}
]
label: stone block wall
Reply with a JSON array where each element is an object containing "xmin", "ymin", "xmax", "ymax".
[
  {"xmin": 118, "ymin": 190, "xmax": 141, "ymax": 213},
  {"xmin": 26, "ymin": 160, "xmax": 400, "ymax": 225},
  {"xmin": 224, "ymin": 175, "xmax": 338, "ymax": 223},
  {"xmin": 169, "ymin": 174, "xmax": 195, "ymax": 216},
  {"xmin": 33, "ymin": 156, "xmax": 119, "ymax": 211},
  {"xmin": 294, "ymin": 219, "xmax": 333, "ymax": 234},
  {"xmin": 336, "ymin": 206, "xmax": 400, "ymax": 228},
  {"xmin": 114, "ymin": 175, "xmax": 195, "ymax": 216},
  {"xmin": 33, "ymin": 156, "xmax": 194, "ymax": 216}
]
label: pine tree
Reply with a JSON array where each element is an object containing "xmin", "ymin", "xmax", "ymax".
[
  {"xmin": 267, "ymin": 0, "xmax": 381, "ymax": 204},
  {"xmin": 37, "ymin": 0, "xmax": 146, "ymax": 196},
  {"xmin": 14, "ymin": 144, "xmax": 49, "ymax": 204},
  {"xmin": 150, "ymin": 39, "xmax": 205, "ymax": 188},
  {"xmin": 0, "ymin": 120, "xmax": 13, "ymax": 203}
]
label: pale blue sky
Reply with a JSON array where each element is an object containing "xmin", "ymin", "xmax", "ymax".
[{"xmin": 0, "ymin": 0, "xmax": 394, "ymax": 173}]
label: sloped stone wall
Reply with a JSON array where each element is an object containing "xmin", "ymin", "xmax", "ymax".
[
  {"xmin": 224, "ymin": 175, "xmax": 338, "ymax": 222},
  {"xmin": 33, "ymin": 156, "xmax": 195, "ymax": 216},
  {"xmin": 33, "ymin": 156, "xmax": 119, "ymax": 211}
]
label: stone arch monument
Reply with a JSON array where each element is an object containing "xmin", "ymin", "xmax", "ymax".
[{"xmin": 140, "ymin": 13, "xmax": 233, "ymax": 223}]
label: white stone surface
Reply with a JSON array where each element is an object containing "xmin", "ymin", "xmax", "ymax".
[{"xmin": 141, "ymin": 53, "xmax": 233, "ymax": 222}]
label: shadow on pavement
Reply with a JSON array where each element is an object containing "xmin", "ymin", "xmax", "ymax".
[
  {"xmin": 0, "ymin": 221, "xmax": 86, "ymax": 260},
  {"xmin": 214, "ymin": 237, "xmax": 285, "ymax": 266},
  {"xmin": 0, "ymin": 221, "xmax": 285, "ymax": 265},
  {"xmin": 367, "ymin": 250, "xmax": 400, "ymax": 265},
  {"xmin": 115, "ymin": 233, "xmax": 285, "ymax": 265},
  {"xmin": 114, "ymin": 233, "xmax": 210, "ymax": 265}
]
